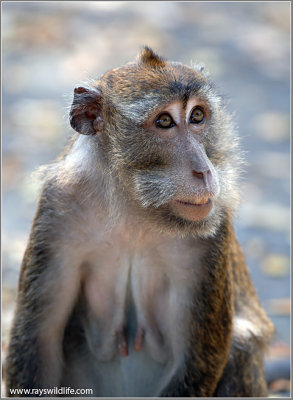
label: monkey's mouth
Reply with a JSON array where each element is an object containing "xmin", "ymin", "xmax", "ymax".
[
  {"xmin": 170, "ymin": 198, "xmax": 212, "ymax": 221},
  {"xmin": 175, "ymin": 198, "xmax": 210, "ymax": 206}
]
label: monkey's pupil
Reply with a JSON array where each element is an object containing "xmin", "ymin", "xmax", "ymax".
[
  {"xmin": 156, "ymin": 114, "xmax": 173, "ymax": 128},
  {"xmin": 190, "ymin": 108, "xmax": 204, "ymax": 123}
]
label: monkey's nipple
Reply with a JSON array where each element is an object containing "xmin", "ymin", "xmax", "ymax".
[
  {"xmin": 116, "ymin": 327, "xmax": 129, "ymax": 357},
  {"xmin": 115, "ymin": 326, "xmax": 145, "ymax": 356},
  {"xmin": 134, "ymin": 326, "xmax": 145, "ymax": 352}
]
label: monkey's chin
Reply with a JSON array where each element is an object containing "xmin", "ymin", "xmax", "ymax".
[{"xmin": 169, "ymin": 198, "xmax": 213, "ymax": 222}]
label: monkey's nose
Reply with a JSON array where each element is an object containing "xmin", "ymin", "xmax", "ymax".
[{"xmin": 192, "ymin": 170, "xmax": 210, "ymax": 179}]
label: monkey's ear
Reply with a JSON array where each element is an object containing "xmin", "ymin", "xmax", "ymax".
[{"xmin": 70, "ymin": 86, "xmax": 104, "ymax": 135}]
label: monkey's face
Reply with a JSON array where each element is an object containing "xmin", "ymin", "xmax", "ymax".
[
  {"xmin": 70, "ymin": 48, "xmax": 241, "ymax": 237},
  {"xmin": 141, "ymin": 98, "xmax": 219, "ymax": 223}
]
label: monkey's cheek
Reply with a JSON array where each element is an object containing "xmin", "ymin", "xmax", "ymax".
[{"xmin": 169, "ymin": 199, "xmax": 213, "ymax": 222}]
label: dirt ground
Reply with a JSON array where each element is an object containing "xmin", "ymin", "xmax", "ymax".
[{"xmin": 2, "ymin": 2, "xmax": 290, "ymax": 396}]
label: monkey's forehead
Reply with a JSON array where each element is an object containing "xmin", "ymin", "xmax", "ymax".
[{"xmin": 98, "ymin": 62, "xmax": 214, "ymax": 106}]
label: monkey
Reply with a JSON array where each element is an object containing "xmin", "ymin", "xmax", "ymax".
[{"xmin": 5, "ymin": 47, "xmax": 274, "ymax": 397}]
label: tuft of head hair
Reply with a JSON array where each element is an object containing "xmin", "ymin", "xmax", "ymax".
[{"xmin": 137, "ymin": 46, "xmax": 166, "ymax": 68}]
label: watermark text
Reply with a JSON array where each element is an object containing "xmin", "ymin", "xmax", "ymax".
[{"xmin": 9, "ymin": 387, "xmax": 93, "ymax": 396}]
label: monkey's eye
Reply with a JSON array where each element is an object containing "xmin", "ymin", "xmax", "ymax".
[
  {"xmin": 190, "ymin": 107, "xmax": 205, "ymax": 124},
  {"xmin": 155, "ymin": 113, "xmax": 175, "ymax": 129}
]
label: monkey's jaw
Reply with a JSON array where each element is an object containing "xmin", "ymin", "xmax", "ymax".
[{"xmin": 170, "ymin": 198, "xmax": 213, "ymax": 222}]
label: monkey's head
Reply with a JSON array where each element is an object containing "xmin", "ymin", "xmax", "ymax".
[{"xmin": 70, "ymin": 47, "xmax": 242, "ymax": 238}]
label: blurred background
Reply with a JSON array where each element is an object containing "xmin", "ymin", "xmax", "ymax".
[{"xmin": 2, "ymin": 1, "xmax": 290, "ymax": 396}]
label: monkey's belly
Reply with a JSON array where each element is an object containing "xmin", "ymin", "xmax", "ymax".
[{"xmin": 62, "ymin": 247, "xmax": 195, "ymax": 396}]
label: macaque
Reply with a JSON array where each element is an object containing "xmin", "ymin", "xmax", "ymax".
[{"xmin": 5, "ymin": 47, "xmax": 274, "ymax": 397}]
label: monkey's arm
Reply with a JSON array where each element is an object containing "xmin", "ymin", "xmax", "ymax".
[
  {"xmin": 161, "ymin": 219, "xmax": 273, "ymax": 398},
  {"xmin": 214, "ymin": 233, "xmax": 274, "ymax": 397},
  {"xmin": 5, "ymin": 192, "xmax": 82, "ymax": 396}
]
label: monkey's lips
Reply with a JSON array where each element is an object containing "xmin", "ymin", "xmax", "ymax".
[{"xmin": 170, "ymin": 197, "xmax": 212, "ymax": 221}]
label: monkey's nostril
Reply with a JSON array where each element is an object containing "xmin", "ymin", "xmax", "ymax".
[{"xmin": 192, "ymin": 170, "xmax": 204, "ymax": 179}]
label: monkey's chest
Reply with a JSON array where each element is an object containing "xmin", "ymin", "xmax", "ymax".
[{"xmin": 80, "ymin": 242, "xmax": 198, "ymax": 396}]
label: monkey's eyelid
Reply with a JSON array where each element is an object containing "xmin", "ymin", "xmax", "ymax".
[{"xmin": 156, "ymin": 123, "xmax": 176, "ymax": 130}]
